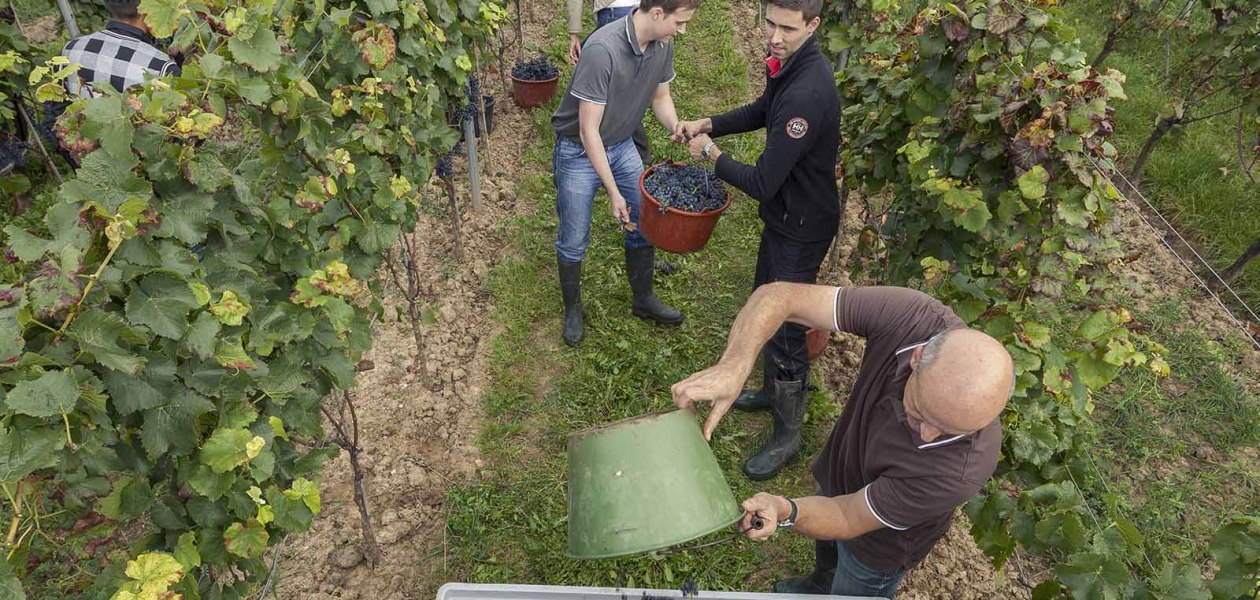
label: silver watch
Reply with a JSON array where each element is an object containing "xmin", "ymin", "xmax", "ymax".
[
  {"xmin": 702, "ymin": 141, "xmax": 715, "ymax": 161},
  {"xmin": 778, "ymin": 498, "xmax": 798, "ymax": 529}
]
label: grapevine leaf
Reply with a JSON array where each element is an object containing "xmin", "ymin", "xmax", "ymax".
[
  {"xmin": 186, "ymin": 152, "xmax": 233, "ymax": 192},
  {"xmin": 187, "ymin": 465, "xmax": 234, "ymax": 501},
  {"xmin": 0, "ymin": 307, "xmax": 20, "ymax": 366},
  {"xmin": 174, "ymin": 531, "xmax": 201, "ymax": 570},
  {"xmin": 67, "ymin": 309, "xmax": 147, "ymax": 375},
  {"xmin": 1019, "ymin": 322, "xmax": 1052, "ymax": 349},
  {"xmin": 104, "ymin": 370, "xmax": 164, "ymax": 415},
  {"xmin": 1077, "ymin": 310, "xmax": 1113, "ymax": 342},
  {"xmin": 266, "ymin": 487, "xmax": 313, "ymax": 532},
  {"xmin": 1149, "ymin": 563, "xmax": 1210, "ymax": 600},
  {"xmin": 0, "ymin": 427, "xmax": 63, "ymax": 484},
  {"xmin": 156, "ymin": 191, "xmax": 215, "ymax": 245},
  {"xmin": 223, "ymin": 521, "xmax": 269, "ymax": 559},
  {"xmin": 0, "ymin": 556, "xmax": 25, "ymax": 600},
  {"xmin": 119, "ymin": 552, "xmax": 185, "ymax": 599},
  {"xmin": 81, "ymin": 95, "xmax": 132, "ymax": 162},
  {"xmin": 25, "ymin": 262, "xmax": 81, "ymax": 321},
  {"xmin": 209, "ymin": 291, "xmax": 250, "ymax": 326},
  {"xmin": 4, "ymin": 369, "xmax": 78, "ymax": 417},
  {"xmin": 1055, "ymin": 196, "xmax": 1091, "ymax": 227},
  {"xmin": 228, "ymin": 27, "xmax": 282, "ymax": 73},
  {"xmin": 214, "ymin": 337, "xmax": 257, "ymax": 371},
  {"xmin": 125, "ymin": 273, "xmax": 200, "ymax": 339},
  {"xmin": 138, "ymin": 0, "xmax": 187, "ymax": 38},
  {"xmin": 1017, "ymin": 166, "xmax": 1049, "ymax": 200},
  {"xmin": 288, "ymin": 477, "xmax": 321, "ymax": 514},
  {"xmin": 2, "ymin": 225, "xmax": 49, "ymax": 261},
  {"xmin": 200, "ymin": 428, "xmax": 256, "ymax": 473},
  {"xmin": 1074, "ymin": 350, "xmax": 1119, "ymax": 390},
  {"xmin": 248, "ymin": 447, "xmax": 275, "ymax": 483},
  {"xmin": 141, "ymin": 392, "xmax": 215, "ymax": 459},
  {"xmin": 58, "ymin": 150, "xmax": 149, "ymax": 214},
  {"xmin": 1009, "ymin": 418, "xmax": 1057, "ymax": 465},
  {"xmin": 185, "ymin": 312, "xmax": 221, "ymax": 359}
]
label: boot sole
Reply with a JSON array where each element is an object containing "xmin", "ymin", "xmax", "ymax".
[{"xmin": 631, "ymin": 308, "xmax": 684, "ymax": 325}]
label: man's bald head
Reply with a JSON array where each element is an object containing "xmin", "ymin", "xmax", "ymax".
[{"xmin": 911, "ymin": 329, "xmax": 1014, "ymax": 433}]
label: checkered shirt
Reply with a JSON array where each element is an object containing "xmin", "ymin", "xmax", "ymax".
[{"xmin": 61, "ymin": 22, "xmax": 180, "ymax": 98}]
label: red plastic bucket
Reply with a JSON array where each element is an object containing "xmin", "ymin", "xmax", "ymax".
[
  {"xmin": 806, "ymin": 328, "xmax": 829, "ymax": 360},
  {"xmin": 638, "ymin": 162, "xmax": 732, "ymax": 254},
  {"xmin": 511, "ymin": 75, "xmax": 559, "ymax": 109}
]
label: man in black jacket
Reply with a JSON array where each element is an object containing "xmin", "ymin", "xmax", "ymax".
[{"xmin": 674, "ymin": 0, "xmax": 839, "ymax": 481}]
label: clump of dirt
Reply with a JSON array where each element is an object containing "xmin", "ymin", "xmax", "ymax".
[{"xmin": 20, "ymin": 15, "xmax": 61, "ymax": 46}]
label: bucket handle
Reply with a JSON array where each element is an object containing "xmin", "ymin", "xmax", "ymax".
[{"xmin": 651, "ymin": 515, "xmax": 764, "ymax": 555}]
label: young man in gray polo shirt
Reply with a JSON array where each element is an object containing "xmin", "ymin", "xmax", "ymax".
[
  {"xmin": 673, "ymin": 283, "xmax": 1013, "ymax": 598},
  {"xmin": 551, "ymin": 0, "xmax": 698, "ymax": 347}
]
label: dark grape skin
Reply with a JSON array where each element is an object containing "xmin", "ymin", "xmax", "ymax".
[
  {"xmin": 458, "ymin": 76, "xmax": 482, "ymax": 120},
  {"xmin": 0, "ymin": 137, "xmax": 29, "ymax": 170},
  {"xmin": 644, "ymin": 164, "xmax": 727, "ymax": 213},
  {"xmin": 512, "ymin": 56, "xmax": 559, "ymax": 81}
]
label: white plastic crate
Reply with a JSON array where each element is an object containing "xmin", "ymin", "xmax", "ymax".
[{"xmin": 437, "ymin": 583, "xmax": 885, "ymax": 599}]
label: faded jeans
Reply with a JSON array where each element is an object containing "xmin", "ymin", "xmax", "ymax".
[
  {"xmin": 831, "ymin": 540, "xmax": 908, "ymax": 599},
  {"xmin": 595, "ymin": 5, "xmax": 635, "ymax": 27},
  {"xmin": 553, "ymin": 133, "xmax": 651, "ymax": 263}
]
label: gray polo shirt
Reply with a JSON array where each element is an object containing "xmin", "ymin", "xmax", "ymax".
[{"xmin": 551, "ymin": 12, "xmax": 676, "ymax": 145}]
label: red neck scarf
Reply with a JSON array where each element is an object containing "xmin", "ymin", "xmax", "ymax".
[{"xmin": 766, "ymin": 55, "xmax": 783, "ymax": 78}]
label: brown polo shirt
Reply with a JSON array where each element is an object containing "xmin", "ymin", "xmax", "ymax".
[{"xmin": 810, "ymin": 287, "xmax": 1002, "ymax": 574}]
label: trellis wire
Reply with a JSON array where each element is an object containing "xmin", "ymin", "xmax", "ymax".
[{"xmin": 1085, "ymin": 153, "xmax": 1260, "ymax": 350}]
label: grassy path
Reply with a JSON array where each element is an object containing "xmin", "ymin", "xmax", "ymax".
[{"xmin": 440, "ymin": 0, "xmax": 826, "ymax": 590}]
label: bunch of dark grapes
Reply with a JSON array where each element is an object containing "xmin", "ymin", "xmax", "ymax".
[
  {"xmin": 512, "ymin": 56, "xmax": 558, "ymax": 81},
  {"xmin": 37, "ymin": 104, "xmax": 64, "ymax": 148},
  {"xmin": 644, "ymin": 164, "xmax": 727, "ymax": 213},
  {"xmin": 436, "ymin": 141, "xmax": 463, "ymax": 179},
  {"xmin": 456, "ymin": 75, "xmax": 482, "ymax": 121},
  {"xmin": 0, "ymin": 135, "xmax": 29, "ymax": 171}
]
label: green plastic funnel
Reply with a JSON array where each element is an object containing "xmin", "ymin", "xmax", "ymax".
[{"xmin": 566, "ymin": 410, "xmax": 744, "ymax": 559}]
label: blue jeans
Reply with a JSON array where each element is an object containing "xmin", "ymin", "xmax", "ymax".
[
  {"xmin": 831, "ymin": 540, "xmax": 907, "ymax": 599},
  {"xmin": 553, "ymin": 133, "xmax": 651, "ymax": 262},
  {"xmin": 596, "ymin": 5, "xmax": 635, "ymax": 27}
]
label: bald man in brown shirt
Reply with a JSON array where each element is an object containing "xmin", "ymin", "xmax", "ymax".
[{"xmin": 673, "ymin": 283, "xmax": 1013, "ymax": 598}]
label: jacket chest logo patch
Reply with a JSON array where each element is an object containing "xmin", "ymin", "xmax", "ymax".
[{"xmin": 786, "ymin": 117, "xmax": 809, "ymax": 139}]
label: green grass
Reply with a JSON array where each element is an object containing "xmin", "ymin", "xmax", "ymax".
[
  {"xmin": 1063, "ymin": 1, "xmax": 1260, "ymax": 309},
  {"xmin": 1088, "ymin": 296, "xmax": 1260, "ymax": 566},
  {"xmin": 1058, "ymin": 2, "xmax": 1260, "ymax": 571},
  {"xmin": 439, "ymin": 0, "xmax": 836, "ymax": 592}
]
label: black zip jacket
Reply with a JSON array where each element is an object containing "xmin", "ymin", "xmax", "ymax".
[{"xmin": 710, "ymin": 35, "xmax": 840, "ymax": 243}]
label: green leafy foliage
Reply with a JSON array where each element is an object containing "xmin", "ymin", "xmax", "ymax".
[
  {"xmin": 825, "ymin": 0, "xmax": 1251, "ymax": 597},
  {"xmin": 0, "ymin": 0, "xmax": 503, "ymax": 596}
]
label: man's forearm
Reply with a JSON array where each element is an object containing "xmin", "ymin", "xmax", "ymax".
[
  {"xmin": 718, "ymin": 283, "xmax": 837, "ymax": 371},
  {"xmin": 652, "ymin": 93, "xmax": 680, "ymax": 134},
  {"xmin": 579, "ymin": 127, "xmax": 620, "ymax": 194}
]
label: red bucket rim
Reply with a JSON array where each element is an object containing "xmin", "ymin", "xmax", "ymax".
[
  {"xmin": 639, "ymin": 162, "xmax": 732, "ymax": 217},
  {"xmin": 509, "ymin": 74, "xmax": 560, "ymax": 84}
]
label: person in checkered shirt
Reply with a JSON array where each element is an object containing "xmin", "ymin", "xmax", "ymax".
[{"xmin": 61, "ymin": 0, "xmax": 181, "ymax": 98}]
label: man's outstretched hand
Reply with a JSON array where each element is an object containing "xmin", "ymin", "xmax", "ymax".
[
  {"xmin": 671, "ymin": 363, "xmax": 744, "ymax": 440},
  {"xmin": 672, "ymin": 119, "xmax": 709, "ymax": 143}
]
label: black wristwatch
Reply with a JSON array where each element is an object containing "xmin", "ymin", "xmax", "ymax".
[{"xmin": 777, "ymin": 497, "xmax": 798, "ymax": 529}]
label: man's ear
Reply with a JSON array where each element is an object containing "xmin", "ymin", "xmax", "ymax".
[
  {"xmin": 909, "ymin": 345, "xmax": 924, "ymax": 369},
  {"xmin": 806, "ymin": 16, "xmax": 821, "ymax": 33}
]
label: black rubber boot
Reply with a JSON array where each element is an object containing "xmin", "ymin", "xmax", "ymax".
[
  {"xmin": 742, "ymin": 376, "xmax": 807, "ymax": 480},
  {"xmin": 626, "ymin": 247, "xmax": 683, "ymax": 325},
  {"xmin": 733, "ymin": 349, "xmax": 774, "ymax": 412},
  {"xmin": 558, "ymin": 259, "xmax": 584, "ymax": 347},
  {"xmin": 772, "ymin": 540, "xmax": 837, "ymax": 594}
]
